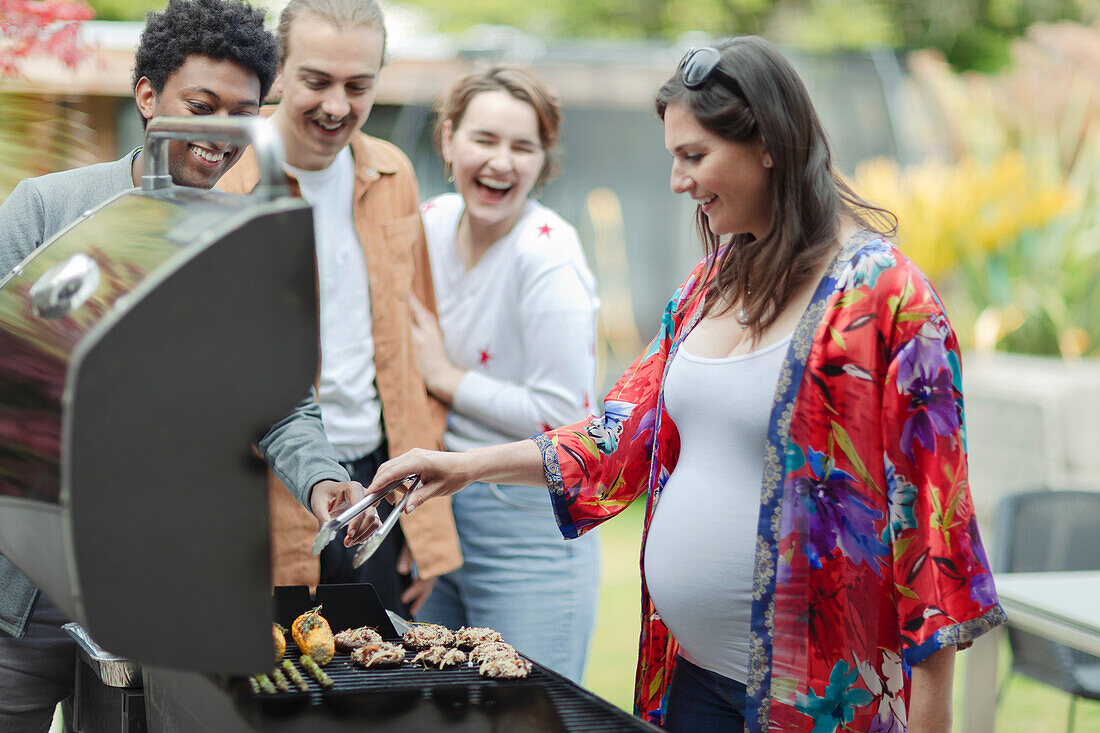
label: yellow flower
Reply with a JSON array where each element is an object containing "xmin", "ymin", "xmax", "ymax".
[{"xmin": 852, "ymin": 152, "xmax": 1075, "ymax": 280}]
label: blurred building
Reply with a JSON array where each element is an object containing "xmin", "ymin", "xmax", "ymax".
[{"xmin": 2, "ymin": 17, "xmax": 935, "ymax": 382}]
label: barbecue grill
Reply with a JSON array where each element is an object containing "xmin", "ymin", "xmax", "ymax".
[
  {"xmin": 0, "ymin": 116, "xmax": 658, "ymax": 731},
  {"xmin": 143, "ymin": 583, "xmax": 658, "ymax": 732},
  {"xmin": 0, "ymin": 116, "xmax": 313, "ymax": 674}
]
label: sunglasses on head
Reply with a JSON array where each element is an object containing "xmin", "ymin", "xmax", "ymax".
[{"xmin": 678, "ymin": 46, "xmax": 747, "ymax": 101}]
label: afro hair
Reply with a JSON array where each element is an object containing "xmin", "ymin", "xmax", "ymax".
[{"xmin": 133, "ymin": 0, "xmax": 278, "ymax": 102}]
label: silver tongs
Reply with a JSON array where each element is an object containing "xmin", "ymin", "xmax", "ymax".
[
  {"xmin": 311, "ymin": 474, "xmax": 419, "ymax": 556},
  {"xmin": 351, "ymin": 475, "xmax": 421, "ymax": 568}
]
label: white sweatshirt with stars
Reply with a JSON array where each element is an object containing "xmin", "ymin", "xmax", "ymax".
[{"xmin": 421, "ymin": 193, "xmax": 599, "ymax": 452}]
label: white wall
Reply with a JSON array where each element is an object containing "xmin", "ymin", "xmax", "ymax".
[{"xmin": 963, "ymin": 352, "xmax": 1100, "ymax": 526}]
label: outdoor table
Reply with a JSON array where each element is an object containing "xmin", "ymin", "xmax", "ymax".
[{"xmin": 961, "ymin": 570, "xmax": 1100, "ymax": 732}]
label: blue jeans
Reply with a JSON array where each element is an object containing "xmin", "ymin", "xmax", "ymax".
[
  {"xmin": 415, "ymin": 481, "xmax": 600, "ymax": 683},
  {"xmin": 664, "ymin": 656, "xmax": 747, "ymax": 733}
]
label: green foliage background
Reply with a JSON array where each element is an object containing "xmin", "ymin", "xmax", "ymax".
[
  {"xmin": 87, "ymin": 0, "xmax": 161, "ymax": 21},
  {"xmin": 395, "ymin": 0, "xmax": 1099, "ymax": 71},
  {"xmin": 81, "ymin": 0, "xmax": 1100, "ymax": 70}
]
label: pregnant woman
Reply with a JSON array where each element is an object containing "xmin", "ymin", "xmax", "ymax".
[{"xmin": 364, "ymin": 38, "xmax": 1006, "ymax": 732}]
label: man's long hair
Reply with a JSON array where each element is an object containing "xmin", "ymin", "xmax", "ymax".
[{"xmin": 276, "ymin": 0, "xmax": 387, "ymax": 65}]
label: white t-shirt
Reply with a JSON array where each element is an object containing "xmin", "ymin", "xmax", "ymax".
[
  {"xmin": 421, "ymin": 193, "xmax": 598, "ymax": 451},
  {"xmin": 286, "ymin": 148, "xmax": 383, "ymax": 461},
  {"xmin": 643, "ymin": 333, "xmax": 791, "ymax": 683}
]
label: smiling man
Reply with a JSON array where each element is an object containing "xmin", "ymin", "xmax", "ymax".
[
  {"xmin": 219, "ymin": 0, "xmax": 461, "ymax": 617},
  {"xmin": 131, "ymin": 54, "xmax": 260, "ymax": 188},
  {"xmin": 0, "ymin": 0, "xmax": 278, "ymax": 275}
]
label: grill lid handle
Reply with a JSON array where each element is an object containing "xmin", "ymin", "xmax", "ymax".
[
  {"xmin": 142, "ymin": 116, "xmax": 288, "ymax": 200},
  {"xmin": 29, "ymin": 252, "xmax": 100, "ymax": 319}
]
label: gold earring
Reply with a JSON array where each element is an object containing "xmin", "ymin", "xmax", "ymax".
[{"xmin": 446, "ymin": 162, "xmax": 455, "ymax": 183}]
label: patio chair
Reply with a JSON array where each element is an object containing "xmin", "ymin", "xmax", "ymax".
[{"xmin": 993, "ymin": 489, "xmax": 1100, "ymax": 732}]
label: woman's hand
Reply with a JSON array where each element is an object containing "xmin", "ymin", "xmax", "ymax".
[
  {"xmin": 364, "ymin": 441, "xmax": 548, "ymax": 518},
  {"xmin": 365, "ymin": 448, "xmax": 477, "ymax": 515},
  {"xmin": 410, "ymin": 295, "xmax": 465, "ymax": 403}
]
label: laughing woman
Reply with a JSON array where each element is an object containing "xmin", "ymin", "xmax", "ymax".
[
  {"xmin": 371, "ymin": 38, "xmax": 1005, "ymax": 731},
  {"xmin": 408, "ymin": 67, "xmax": 600, "ymax": 684}
]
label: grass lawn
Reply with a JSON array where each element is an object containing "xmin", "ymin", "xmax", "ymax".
[
  {"xmin": 582, "ymin": 499, "xmax": 645, "ymax": 712},
  {"xmin": 580, "ymin": 500, "xmax": 1100, "ymax": 730}
]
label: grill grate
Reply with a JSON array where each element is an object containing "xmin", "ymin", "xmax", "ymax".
[
  {"xmin": 247, "ymin": 646, "xmax": 654, "ymax": 731},
  {"xmin": 269, "ymin": 645, "xmax": 541, "ymax": 702}
]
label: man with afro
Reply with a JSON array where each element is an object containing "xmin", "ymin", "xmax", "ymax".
[
  {"xmin": 0, "ymin": 0, "xmax": 277, "ymax": 272},
  {"xmin": 128, "ymin": 0, "xmax": 278, "ymax": 188},
  {"xmin": 0, "ymin": 2, "xmax": 366, "ymax": 731}
]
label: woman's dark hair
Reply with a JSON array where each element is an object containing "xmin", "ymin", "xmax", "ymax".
[
  {"xmin": 434, "ymin": 66, "xmax": 563, "ymax": 187},
  {"xmin": 655, "ymin": 36, "xmax": 896, "ymax": 334},
  {"xmin": 133, "ymin": 0, "xmax": 278, "ymax": 101}
]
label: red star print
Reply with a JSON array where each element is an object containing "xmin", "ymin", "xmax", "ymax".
[
  {"xmin": 540, "ymin": 423, "xmax": 553, "ymax": 433},
  {"xmin": 582, "ymin": 392, "xmax": 591, "ymax": 411},
  {"xmin": 478, "ymin": 347, "xmax": 492, "ymax": 365},
  {"xmin": 537, "ymin": 223, "xmax": 553, "ymax": 237},
  {"xmin": 421, "ymin": 200, "xmax": 435, "ymax": 212}
]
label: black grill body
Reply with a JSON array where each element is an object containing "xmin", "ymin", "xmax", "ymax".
[{"xmin": 0, "ymin": 187, "xmax": 318, "ymax": 673}]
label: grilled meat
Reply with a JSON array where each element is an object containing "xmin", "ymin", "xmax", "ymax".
[
  {"xmin": 333, "ymin": 625, "xmax": 383, "ymax": 653},
  {"xmin": 402, "ymin": 623, "xmax": 456, "ymax": 650},
  {"xmin": 467, "ymin": 641, "xmax": 516, "ymax": 665},
  {"xmin": 350, "ymin": 641, "xmax": 406, "ymax": 668},
  {"xmin": 455, "ymin": 626, "xmax": 503, "ymax": 650},
  {"xmin": 478, "ymin": 652, "xmax": 532, "ymax": 679},
  {"xmin": 412, "ymin": 645, "xmax": 467, "ymax": 669}
]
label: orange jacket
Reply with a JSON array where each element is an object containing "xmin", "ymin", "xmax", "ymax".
[{"xmin": 220, "ymin": 124, "xmax": 461, "ymax": 586}]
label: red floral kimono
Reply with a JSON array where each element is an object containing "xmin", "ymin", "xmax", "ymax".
[{"xmin": 533, "ymin": 232, "xmax": 1006, "ymax": 731}]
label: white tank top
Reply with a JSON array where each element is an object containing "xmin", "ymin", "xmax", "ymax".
[{"xmin": 642, "ymin": 333, "xmax": 790, "ymax": 683}]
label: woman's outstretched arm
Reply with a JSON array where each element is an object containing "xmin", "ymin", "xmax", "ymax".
[{"xmin": 348, "ymin": 440, "xmax": 545, "ymax": 544}]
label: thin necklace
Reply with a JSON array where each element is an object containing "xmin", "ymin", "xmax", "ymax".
[{"xmin": 733, "ymin": 245, "xmax": 750, "ymax": 327}]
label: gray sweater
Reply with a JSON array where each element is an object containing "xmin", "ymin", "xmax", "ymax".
[
  {"xmin": 0, "ymin": 153, "xmax": 348, "ymax": 637},
  {"xmin": 0, "ymin": 151, "xmax": 138, "ymax": 277}
]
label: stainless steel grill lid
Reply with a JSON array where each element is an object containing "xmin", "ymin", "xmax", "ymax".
[{"xmin": 0, "ymin": 118, "xmax": 315, "ymax": 674}]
